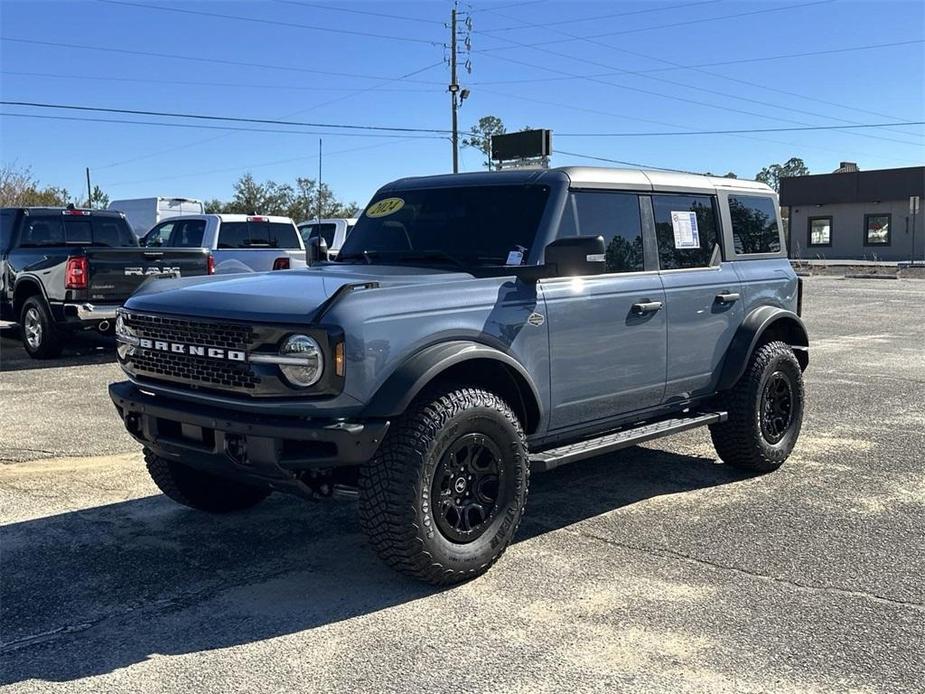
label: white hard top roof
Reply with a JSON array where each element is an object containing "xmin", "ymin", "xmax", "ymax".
[{"xmin": 554, "ymin": 166, "xmax": 774, "ymax": 194}]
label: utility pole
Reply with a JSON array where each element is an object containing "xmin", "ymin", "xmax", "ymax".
[
  {"xmin": 317, "ymin": 138, "xmax": 323, "ymax": 222},
  {"xmin": 85, "ymin": 167, "xmax": 92, "ymax": 208},
  {"xmin": 449, "ymin": 7, "xmax": 459, "ymax": 173},
  {"xmin": 447, "ymin": 3, "xmax": 472, "ymax": 174}
]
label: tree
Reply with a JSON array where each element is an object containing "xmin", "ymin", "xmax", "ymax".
[
  {"xmin": 203, "ymin": 198, "xmax": 225, "ymax": 214},
  {"xmin": 462, "ymin": 115, "xmax": 506, "ymax": 170},
  {"xmin": 84, "ymin": 185, "xmax": 109, "ymax": 210},
  {"xmin": 218, "ymin": 173, "xmax": 358, "ymax": 220},
  {"xmin": 755, "ymin": 157, "xmax": 809, "ymax": 192},
  {"xmin": 0, "ymin": 163, "xmax": 71, "ymax": 207}
]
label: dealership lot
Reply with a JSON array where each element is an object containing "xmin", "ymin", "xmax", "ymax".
[{"xmin": 1, "ymin": 277, "xmax": 923, "ymax": 693}]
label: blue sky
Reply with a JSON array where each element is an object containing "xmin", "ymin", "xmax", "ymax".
[{"xmin": 1, "ymin": 0, "xmax": 923, "ymax": 207}]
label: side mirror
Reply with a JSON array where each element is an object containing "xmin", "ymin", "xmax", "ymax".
[
  {"xmin": 307, "ymin": 236, "xmax": 329, "ymax": 265},
  {"xmin": 544, "ymin": 235, "xmax": 606, "ymax": 276}
]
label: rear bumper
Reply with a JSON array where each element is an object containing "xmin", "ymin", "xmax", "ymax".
[
  {"xmin": 65, "ymin": 302, "xmax": 121, "ymax": 321},
  {"xmin": 109, "ymin": 381, "xmax": 389, "ymax": 488}
]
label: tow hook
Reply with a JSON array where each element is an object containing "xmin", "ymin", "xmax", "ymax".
[{"xmin": 224, "ymin": 434, "xmax": 247, "ymax": 465}]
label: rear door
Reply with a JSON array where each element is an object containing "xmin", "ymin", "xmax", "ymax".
[
  {"xmin": 652, "ymin": 192, "xmax": 743, "ymax": 402},
  {"xmin": 544, "ymin": 189, "xmax": 667, "ymax": 430}
]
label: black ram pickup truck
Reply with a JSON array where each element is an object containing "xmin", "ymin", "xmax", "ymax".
[{"xmin": 0, "ymin": 206, "xmax": 212, "ymax": 358}]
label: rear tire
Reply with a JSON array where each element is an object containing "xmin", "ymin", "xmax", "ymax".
[
  {"xmin": 710, "ymin": 340, "xmax": 804, "ymax": 472},
  {"xmin": 20, "ymin": 296, "xmax": 63, "ymax": 359},
  {"xmin": 358, "ymin": 387, "xmax": 529, "ymax": 585},
  {"xmin": 144, "ymin": 449, "xmax": 270, "ymax": 513}
]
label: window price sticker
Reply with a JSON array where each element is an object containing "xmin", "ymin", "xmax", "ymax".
[{"xmin": 671, "ymin": 211, "xmax": 700, "ymax": 249}]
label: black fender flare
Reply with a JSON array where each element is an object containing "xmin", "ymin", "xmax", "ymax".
[
  {"xmin": 362, "ymin": 340, "xmax": 543, "ymax": 431},
  {"xmin": 717, "ymin": 306, "xmax": 809, "ymax": 391},
  {"xmin": 12, "ymin": 275, "xmax": 50, "ymax": 315}
]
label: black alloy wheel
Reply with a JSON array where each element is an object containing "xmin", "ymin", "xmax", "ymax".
[
  {"xmin": 760, "ymin": 371, "xmax": 795, "ymax": 444},
  {"xmin": 431, "ymin": 433, "xmax": 507, "ymax": 543}
]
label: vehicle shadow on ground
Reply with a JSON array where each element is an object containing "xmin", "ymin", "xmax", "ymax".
[
  {"xmin": 1, "ymin": 446, "xmax": 750, "ymax": 685},
  {"xmin": 0, "ymin": 330, "xmax": 116, "ymax": 372}
]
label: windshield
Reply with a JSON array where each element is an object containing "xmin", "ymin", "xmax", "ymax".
[{"xmin": 337, "ymin": 185, "xmax": 550, "ymax": 268}]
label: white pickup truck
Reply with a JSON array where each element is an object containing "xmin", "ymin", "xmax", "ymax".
[
  {"xmin": 298, "ymin": 218, "xmax": 357, "ymax": 259},
  {"xmin": 141, "ymin": 214, "xmax": 307, "ymax": 273}
]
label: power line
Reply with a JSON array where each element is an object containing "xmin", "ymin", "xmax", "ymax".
[
  {"xmin": 556, "ymin": 122, "xmax": 925, "ymax": 137},
  {"xmin": 474, "ymin": 0, "xmax": 836, "ymax": 53},
  {"xmin": 556, "ymin": 150, "xmax": 698, "ymax": 175},
  {"xmin": 0, "ymin": 100, "xmax": 454, "ymax": 134},
  {"xmin": 476, "ymin": 9, "xmax": 923, "ymax": 145},
  {"xmin": 0, "ymin": 37, "xmax": 445, "ymax": 84},
  {"xmin": 0, "ymin": 112, "xmax": 447, "ymax": 140},
  {"xmin": 6, "ymin": 101, "xmax": 917, "ymax": 139},
  {"xmin": 100, "ymin": 139, "xmax": 419, "ymax": 189},
  {"xmin": 270, "ymin": 0, "xmax": 444, "ymax": 25},
  {"xmin": 98, "ymin": 58, "xmax": 445, "ymax": 170},
  {"xmin": 0, "ymin": 70, "xmax": 439, "ymax": 94},
  {"xmin": 478, "ymin": 0, "xmax": 724, "ymax": 32},
  {"xmin": 97, "ymin": 0, "xmax": 441, "ymax": 46}
]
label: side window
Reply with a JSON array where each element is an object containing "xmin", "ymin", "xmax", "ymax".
[
  {"xmin": 652, "ymin": 194, "xmax": 720, "ymax": 270},
  {"xmin": 864, "ymin": 214, "xmax": 890, "ymax": 246},
  {"xmin": 557, "ymin": 191, "xmax": 644, "ymax": 273},
  {"xmin": 728, "ymin": 195, "xmax": 781, "ymax": 254},
  {"xmin": 168, "ymin": 220, "xmax": 206, "ymax": 247},
  {"xmin": 144, "ymin": 222, "xmax": 174, "ymax": 247},
  {"xmin": 807, "ymin": 216, "xmax": 832, "ymax": 247},
  {"xmin": 20, "ymin": 216, "xmax": 64, "ymax": 247},
  {"xmin": 0, "ymin": 211, "xmax": 13, "ymax": 251},
  {"xmin": 217, "ymin": 222, "xmax": 253, "ymax": 249}
]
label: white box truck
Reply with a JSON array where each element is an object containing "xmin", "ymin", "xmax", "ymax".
[{"xmin": 108, "ymin": 197, "xmax": 205, "ymax": 237}]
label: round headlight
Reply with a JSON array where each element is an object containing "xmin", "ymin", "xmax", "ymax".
[{"xmin": 278, "ymin": 334, "xmax": 324, "ymax": 387}]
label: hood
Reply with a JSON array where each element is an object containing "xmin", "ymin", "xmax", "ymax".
[{"xmin": 123, "ymin": 264, "xmax": 472, "ymax": 323}]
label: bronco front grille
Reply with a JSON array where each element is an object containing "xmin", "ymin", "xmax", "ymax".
[{"xmin": 124, "ymin": 313, "xmax": 260, "ymax": 391}]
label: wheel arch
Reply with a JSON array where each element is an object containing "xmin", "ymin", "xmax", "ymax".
[
  {"xmin": 717, "ymin": 307, "xmax": 808, "ymax": 391},
  {"xmin": 13, "ymin": 276, "xmax": 48, "ymax": 316},
  {"xmin": 362, "ymin": 340, "xmax": 543, "ymax": 435}
]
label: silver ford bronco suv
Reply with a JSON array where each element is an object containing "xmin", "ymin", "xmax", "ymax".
[{"xmin": 110, "ymin": 167, "xmax": 808, "ymax": 585}]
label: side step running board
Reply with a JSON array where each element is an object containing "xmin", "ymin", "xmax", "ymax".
[{"xmin": 530, "ymin": 411, "xmax": 727, "ymax": 473}]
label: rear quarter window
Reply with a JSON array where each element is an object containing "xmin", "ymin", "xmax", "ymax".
[{"xmin": 728, "ymin": 195, "xmax": 781, "ymax": 254}]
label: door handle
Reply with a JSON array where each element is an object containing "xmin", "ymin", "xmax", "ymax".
[
  {"xmin": 631, "ymin": 300, "xmax": 663, "ymax": 315},
  {"xmin": 715, "ymin": 292, "xmax": 740, "ymax": 304}
]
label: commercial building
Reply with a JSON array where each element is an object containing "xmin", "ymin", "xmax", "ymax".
[{"xmin": 780, "ymin": 164, "xmax": 925, "ymax": 262}]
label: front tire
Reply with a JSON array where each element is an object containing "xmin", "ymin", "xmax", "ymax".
[
  {"xmin": 144, "ymin": 449, "xmax": 270, "ymax": 513},
  {"xmin": 710, "ymin": 340, "xmax": 804, "ymax": 472},
  {"xmin": 359, "ymin": 387, "xmax": 530, "ymax": 585},
  {"xmin": 20, "ymin": 296, "xmax": 63, "ymax": 359}
]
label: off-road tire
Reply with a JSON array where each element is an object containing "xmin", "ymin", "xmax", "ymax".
[
  {"xmin": 358, "ymin": 387, "xmax": 530, "ymax": 585},
  {"xmin": 144, "ymin": 449, "xmax": 270, "ymax": 513},
  {"xmin": 20, "ymin": 296, "xmax": 63, "ymax": 359},
  {"xmin": 710, "ymin": 340, "xmax": 804, "ymax": 472}
]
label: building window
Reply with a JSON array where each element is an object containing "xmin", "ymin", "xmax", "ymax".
[
  {"xmin": 864, "ymin": 214, "xmax": 891, "ymax": 246},
  {"xmin": 807, "ymin": 216, "xmax": 832, "ymax": 247}
]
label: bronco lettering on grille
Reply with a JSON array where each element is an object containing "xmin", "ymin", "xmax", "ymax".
[{"xmin": 137, "ymin": 337, "xmax": 245, "ymax": 362}]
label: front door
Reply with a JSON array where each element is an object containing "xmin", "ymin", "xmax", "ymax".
[
  {"xmin": 650, "ymin": 193, "xmax": 744, "ymax": 402},
  {"xmin": 544, "ymin": 189, "xmax": 667, "ymax": 431}
]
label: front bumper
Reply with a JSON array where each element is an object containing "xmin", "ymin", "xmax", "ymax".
[{"xmin": 109, "ymin": 381, "xmax": 389, "ymax": 489}]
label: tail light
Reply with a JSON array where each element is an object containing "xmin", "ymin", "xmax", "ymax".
[
  {"xmin": 207, "ymin": 254, "xmax": 215, "ymax": 275},
  {"xmin": 272, "ymin": 257, "xmax": 290, "ymax": 271},
  {"xmin": 65, "ymin": 256, "xmax": 89, "ymax": 289},
  {"xmin": 247, "ymin": 215, "xmax": 269, "ymax": 223},
  {"xmin": 63, "ymin": 209, "xmax": 91, "ymax": 216}
]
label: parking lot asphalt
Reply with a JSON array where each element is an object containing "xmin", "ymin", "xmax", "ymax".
[{"xmin": 1, "ymin": 277, "xmax": 923, "ymax": 693}]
